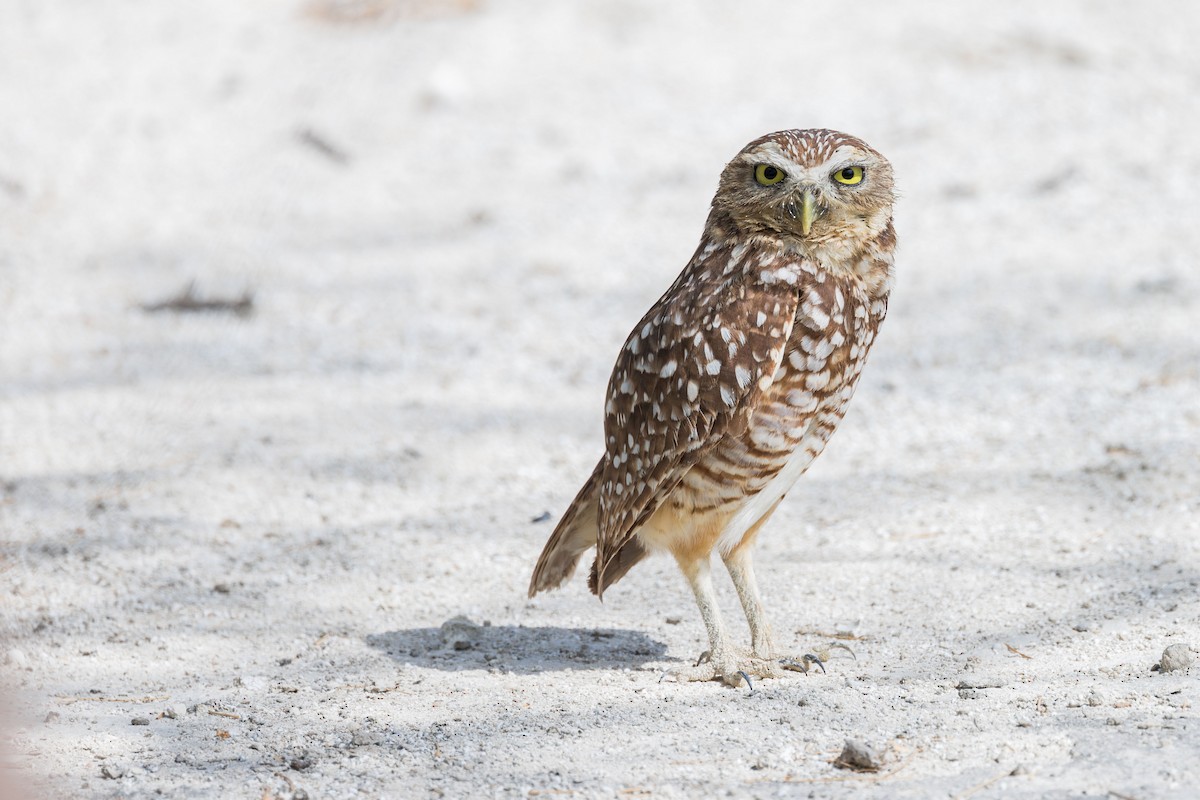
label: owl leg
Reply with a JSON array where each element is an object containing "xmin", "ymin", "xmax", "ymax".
[
  {"xmin": 721, "ymin": 546, "xmax": 776, "ymax": 659},
  {"xmin": 663, "ymin": 554, "xmax": 780, "ymax": 686},
  {"xmin": 722, "ymin": 554, "xmax": 829, "ymax": 676},
  {"xmin": 721, "ymin": 506, "xmax": 830, "ymax": 676},
  {"xmin": 679, "ymin": 554, "xmax": 734, "ymax": 670},
  {"xmin": 720, "ymin": 500, "xmax": 784, "ymax": 658}
]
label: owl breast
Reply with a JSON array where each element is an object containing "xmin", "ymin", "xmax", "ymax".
[{"xmin": 669, "ymin": 261, "xmax": 888, "ymax": 550}]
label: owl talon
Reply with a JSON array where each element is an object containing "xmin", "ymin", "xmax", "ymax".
[
  {"xmin": 780, "ymin": 654, "xmax": 826, "ymax": 674},
  {"xmin": 827, "ymin": 642, "xmax": 857, "ymax": 661},
  {"xmin": 694, "ymin": 650, "xmax": 713, "ymax": 667}
]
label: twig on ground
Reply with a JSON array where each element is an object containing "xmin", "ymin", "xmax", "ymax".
[
  {"xmin": 953, "ymin": 767, "xmax": 1013, "ymax": 799},
  {"xmin": 1006, "ymin": 643, "xmax": 1033, "ymax": 659},
  {"xmin": 56, "ymin": 695, "xmax": 168, "ymax": 705},
  {"xmin": 296, "ymin": 128, "xmax": 350, "ymax": 165},
  {"xmin": 141, "ymin": 281, "xmax": 255, "ymax": 317},
  {"xmin": 273, "ymin": 771, "xmax": 295, "ymax": 793},
  {"xmin": 795, "ymin": 629, "xmax": 867, "ymax": 641}
]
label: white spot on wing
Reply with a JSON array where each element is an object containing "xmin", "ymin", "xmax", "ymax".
[{"xmin": 805, "ymin": 371, "xmax": 830, "ymax": 390}]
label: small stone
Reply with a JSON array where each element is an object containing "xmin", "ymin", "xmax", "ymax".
[
  {"xmin": 833, "ymin": 739, "xmax": 883, "ymax": 772},
  {"xmin": 1073, "ymin": 621, "xmax": 1091, "ymax": 632},
  {"xmin": 44, "ymin": 711, "xmax": 60, "ymax": 724},
  {"xmin": 5, "ymin": 648, "xmax": 28, "ymax": 668},
  {"xmin": 1086, "ymin": 690, "xmax": 1104, "ymax": 707},
  {"xmin": 665, "ymin": 617, "xmax": 682, "ymax": 625},
  {"xmin": 100, "ymin": 763, "xmax": 126, "ymax": 779},
  {"xmin": 131, "ymin": 717, "xmax": 150, "ymax": 726},
  {"xmin": 1010, "ymin": 763, "xmax": 1031, "ymax": 776},
  {"xmin": 955, "ymin": 677, "xmax": 1004, "ymax": 690},
  {"xmin": 162, "ymin": 707, "xmax": 178, "ymax": 720},
  {"xmin": 1159, "ymin": 644, "xmax": 1194, "ymax": 673},
  {"xmin": 213, "ymin": 583, "xmax": 231, "ymax": 594},
  {"xmin": 440, "ymin": 616, "xmax": 482, "ymax": 651},
  {"xmin": 289, "ymin": 754, "xmax": 312, "ymax": 771},
  {"xmin": 350, "ymin": 728, "xmax": 381, "ymax": 747}
]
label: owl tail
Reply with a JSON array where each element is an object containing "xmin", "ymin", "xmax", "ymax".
[
  {"xmin": 528, "ymin": 459, "xmax": 604, "ymax": 597},
  {"xmin": 587, "ymin": 537, "xmax": 647, "ymax": 599}
]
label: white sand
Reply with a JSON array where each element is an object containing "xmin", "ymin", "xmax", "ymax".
[{"xmin": 2, "ymin": 1, "xmax": 1198, "ymax": 797}]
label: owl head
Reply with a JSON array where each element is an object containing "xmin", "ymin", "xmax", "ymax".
[{"xmin": 712, "ymin": 129, "xmax": 895, "ymax": 247}]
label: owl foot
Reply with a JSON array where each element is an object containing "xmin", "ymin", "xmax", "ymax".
[{"xmin": 660, "ymin": 648, "xmax": 785, "ymax": 687}]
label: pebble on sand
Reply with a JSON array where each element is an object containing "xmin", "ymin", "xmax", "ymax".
[
  {"xmin": 440, "ymin": 616, "xmax": 483, "ymax": 651},
  {"xmin": 833, "ymin": 739, "xmax": 884, "ymax": 772},
  {"xmin": 100, "ymin": 763, "xmax": 126, "ymax": 780},
  {"xmin": 1158, "ymin": 644, "xmax": 1194, "ymax": 673}
]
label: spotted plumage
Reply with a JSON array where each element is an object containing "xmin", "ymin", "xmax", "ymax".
[{"xmin": 530, "ymin": 129, "xmax": 897, "ymax": 686}]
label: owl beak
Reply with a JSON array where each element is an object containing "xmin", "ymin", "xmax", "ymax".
[{"xmin": 799, "ymin": 189, "xmax": 817, "ymax": 236}]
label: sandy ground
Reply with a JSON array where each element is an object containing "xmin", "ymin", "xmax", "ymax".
[{"xmin": 2, "ymin": 0, "xmax": 1199, "ymax": 797}]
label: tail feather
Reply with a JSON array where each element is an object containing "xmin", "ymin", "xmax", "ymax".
[
  {"xmin": 528, "ymin": 459, "xmax": 603, "ymax": 597},
  {"xmin": 588, "ymin": 538, "xmax": 647, "ymax": 598}
]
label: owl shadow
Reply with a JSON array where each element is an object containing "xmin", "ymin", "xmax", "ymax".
[{"xmin": 366, "ymin": 623, "xmax": 669, "ymax": 674}]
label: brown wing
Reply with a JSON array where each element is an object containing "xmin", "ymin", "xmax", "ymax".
[{"xmin": 592, "ymin": 245, "xmax": 801, "ymax": 592}]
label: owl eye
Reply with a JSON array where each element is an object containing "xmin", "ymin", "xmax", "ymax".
[
  {"xmin": 754, "ymin": 164, "xmax": 786, "ymax": 186},
  {"xmin": 833, "ymin": 166, "xmax": 864, "ymax": 185}
]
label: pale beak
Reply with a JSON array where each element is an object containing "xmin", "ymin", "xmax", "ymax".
[{"xmin": 800, "ymin": 189, "xmax": 817, "ymax": 236}]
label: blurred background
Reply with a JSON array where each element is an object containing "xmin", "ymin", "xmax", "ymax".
[{"xmin": 1, "ymin": 0, "xmax": 1198, "ymax": 796}]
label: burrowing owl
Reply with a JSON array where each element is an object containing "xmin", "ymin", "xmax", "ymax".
[{"xmin": 530, "ymin": 129, "xmax": 896, "ymax": 686}]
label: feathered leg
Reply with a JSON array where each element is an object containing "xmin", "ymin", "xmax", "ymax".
[
  {"xmin": 721, "ymin": 546, "xmax": 776, "ymax": 659},
  {"xmin": 721, "ymin": 505, "xmax": 827, "ymax": 675},
  {"xmin": 663, "ymin": 553, "xmax": 785, "ymax": 686}
]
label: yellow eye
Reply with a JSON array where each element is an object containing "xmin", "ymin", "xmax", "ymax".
[
  {"xmin": 754, "ymin": 164, "xmax": 786, "ymax": 186},
  {"xmin": 833, "ymin": 166, "xmax": 864, "ymax": 185}
]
